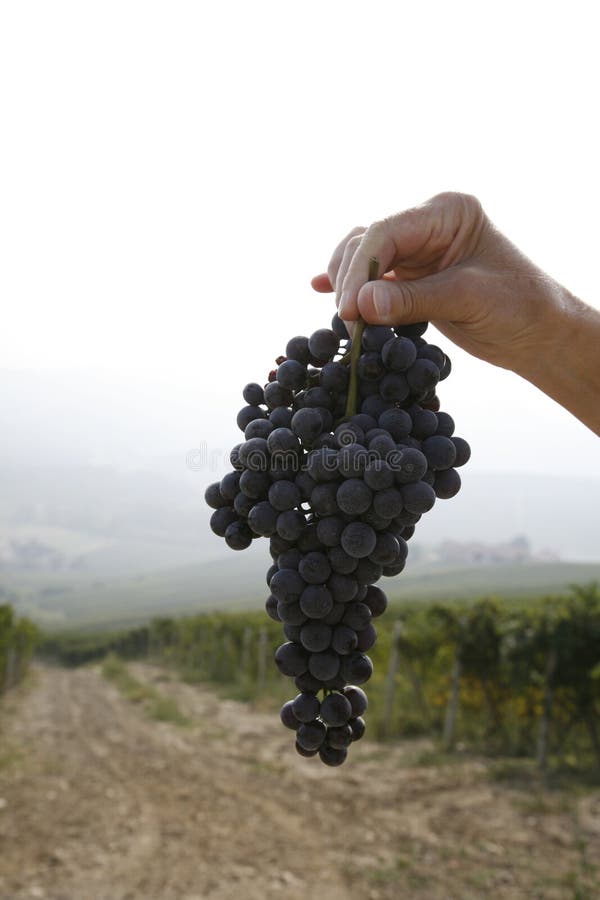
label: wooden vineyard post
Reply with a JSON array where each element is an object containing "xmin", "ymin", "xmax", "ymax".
[
  {"xmin": 257, "ymin": 628, "xmax": 268, "ymax": 694},
  {"xmin": 536, "ymin": 646, "xmax": 557, "ymax": 772},
  {"xmin": 240, "ymin": 627, "xmax": 253, "ymax": 682},
  {"xmin": 381, "ymin": 620, "xmax": 403, "ymax": 738},
  {"xmin": 443, "ymin": 647, "xmax": 462, "ymax": 751}
]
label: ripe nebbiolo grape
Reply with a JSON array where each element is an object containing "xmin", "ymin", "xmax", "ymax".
[{"xmin": 206, "ymin": 304, "xmax": 470, "ymax": 765}]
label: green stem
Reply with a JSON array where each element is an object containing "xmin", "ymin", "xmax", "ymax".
[{"xmin": 343, "ymin": 257, "xmax": 378, "ymax": 418}]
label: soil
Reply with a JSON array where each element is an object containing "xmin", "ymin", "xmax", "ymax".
[{"xmin": 1, "ymin": 663, "xmax": 599, "ymax": 900}]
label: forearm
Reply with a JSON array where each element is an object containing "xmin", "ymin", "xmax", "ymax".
[{"xmin": 517, "ymin": 290, "xmax": 600, "ymax": 435}]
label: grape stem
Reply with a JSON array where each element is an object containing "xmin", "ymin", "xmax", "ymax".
[{"xmin": 343, "ymin": 257, "xmax": 378, "ymax": 418}]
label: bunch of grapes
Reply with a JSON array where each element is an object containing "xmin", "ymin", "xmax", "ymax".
[{"xmin": 205, "ymin": 310, "xmax": 470, "ymax": 765}]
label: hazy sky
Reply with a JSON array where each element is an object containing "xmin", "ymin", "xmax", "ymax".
[{"xmin": 1, "ymin": 1, "xmax": 599, "ymax": 478}]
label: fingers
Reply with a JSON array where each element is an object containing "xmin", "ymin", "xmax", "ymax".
[
  {"xmin": 336, "ymin": 193, "xmax": 486, "ymax": 321},
  {"xmin": 356, "ymin": 267, "xmax": 469, "ymax": 327},
  {"xmin": 324, "ymin": 225, "xmax": 365, "ymax": 296},
  {"xmin": 311, "ymin": 273, "xmax": 333, "ymax": 293}
]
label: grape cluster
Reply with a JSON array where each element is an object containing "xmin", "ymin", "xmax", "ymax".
[{"xmin": 205, "ymin": 313, "xmax": 470, "ymax": 765}]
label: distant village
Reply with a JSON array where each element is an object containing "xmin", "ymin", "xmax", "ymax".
[{"xmin": 410, "ymin": 535, "xmax": 559, "ymax": 567}]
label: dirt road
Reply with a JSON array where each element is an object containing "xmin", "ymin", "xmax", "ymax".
[{"xmin": 1, "ymin": 664, "xmax": 599, "ymax": 900}]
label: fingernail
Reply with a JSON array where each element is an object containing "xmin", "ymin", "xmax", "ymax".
[{"xmin": 372, "ymin": 285, "xmax": 392, "ymax": 320}]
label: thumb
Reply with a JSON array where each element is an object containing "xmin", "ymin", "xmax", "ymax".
[{"xmin": 356, "ymin": 269, "xmax": 467, "ymax": 326}]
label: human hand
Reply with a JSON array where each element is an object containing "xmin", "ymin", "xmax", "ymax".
[{"xmin": 311, "ymin": 192, "xmax": 569, "ymax": 377}]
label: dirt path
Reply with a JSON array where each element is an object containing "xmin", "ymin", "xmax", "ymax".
[{"xmin": 1, "ymin": 664, "xmax": 599, "ymax": 900}]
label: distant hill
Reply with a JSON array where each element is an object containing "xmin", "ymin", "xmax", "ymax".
[{"xmin": 9, "ymin": 557, "xmax": 600, "ymax": 631}]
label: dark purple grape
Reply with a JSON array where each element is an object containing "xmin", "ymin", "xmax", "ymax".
[
  {"xmin": 299, "ymin": 585, "xmax": 334, "ymax": 619},
  {"xmin": 451, "ymin": 436, "xmax": 471, "ymax": 467},
  {"xmin": 297, "ymin": 720, "xmax": 327, "ymax": 751},
  {"xmin": 320, "ymin": 692, "xmax": 352, "ymax": 726},
  {"xmin": 210, "ymin": 507, "xmax": 237, "ymax": 537},
  {"xmin": 265, "ymin": 594, "xmax": 281, "ymax": 622},
  {"xmin": 433, "ymin": 468, "xmax": 461, "ymax": 499},
  {"xmin": 422, "ymin": 435, "xmax": 457, "ymax": 471},
  {"xmin": 328, "ymin": 546, "xmax": 359, "ymax": 574},
  {"xmin": 224, "ymin": 521, "xmax": 253, "ymax": 550},
  {"xmin": 236, "ymin": 405, "xmax": 266, "ymax": 432},
  {"xmin": 327, "ymin": 724, "xmax": 354, "ymax": 749},
  {"xmin": 341, "ymin": 652, "xmax": 373, "ymax": 685},
  {"xmin": 291, "ymin": 692, "xmax": 320, "ymax": 723},
  {"xmin": 269, "ymin": 568, "xmax": 305, "ymax": 602},
  {"xmin": 274, "ymin": 642, "xmax": 309, "ymax": 676},
  {"xmin": 341, "ymin": 522, "xmax": 377, "ymax": 559},
  {"xmin": 356, "ymin": 623, "xmax": 377, "ymax": 651},
  {"xmin": 248, "ymin": 501, "xmax": 279, "ymax": 537},
  {"xmin": 277, "ymin": 359, "xmax": 308, "ymax": 391},
  {"xmin": 364, "ymin": 585, "xmax": 388, "ymax": 618},
  {"xmin": 344, "ymin": 685, "xmax": 368, "ymax": 717},
  {"xmin": 331, "ymin": 624, "xmax": 358, "ymax": 655},
  {"xmin": 349, "ymin": 716, "xmax": 366, "ymax": 741},
  {"xmin": 244, "ymin": 418, "xmax": 274, "ymax": 440},
  {"xmin": 205, "ymin": 482, "xmax": 228, "ymax": 510},
  {"xmin": 243, "ymin": 383, "xmax": 265, "ymax": 405},
  {"xmin": 337, "ymin": 479, "xmax": 372, "ymax": 515},
  {"xmin": 319, "ymin": 745, "xmax": 348, "ymax": 766},
  {"xmin": 299, "ymin": 552, "xmax": 332, "ymax": 585},
  {"xmin": 280, "ymin": 700, "xmax": 300, "ymax": 730},
  {"xmin": 300, "ymin": 621, "xmax": 332, "ymax": 652},
  {"xmin": 308, "ymin": 650, "xmax": 340, "ymax": 681},
  {"xmin": 401, "ymin": 481, "xmax": 436, "ymax": 514}
]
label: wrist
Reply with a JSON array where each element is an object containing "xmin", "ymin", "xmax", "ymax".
[{"xmin": 517, "ymin": 285, "xmax": 600, "ymax": 434}]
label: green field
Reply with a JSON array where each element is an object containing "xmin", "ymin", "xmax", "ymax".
[{"xmin": 6, "ymin": 558, "xmax": 600, "ymax": 631}]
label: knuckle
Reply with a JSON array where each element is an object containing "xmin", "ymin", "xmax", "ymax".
[{"xmin": 431, "ymin": 190, "xmax": 485, "ymax": 217}]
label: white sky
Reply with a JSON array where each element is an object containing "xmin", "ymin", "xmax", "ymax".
[{"xmin": 1, "ymin": 0, "xmax": 599, "ymax": 477}]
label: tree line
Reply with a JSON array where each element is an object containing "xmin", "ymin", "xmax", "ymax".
[
  {"xmin": 0, "ymin": 604, "xmax": 38, "ymax": 696},
  {"xmin": 41, "ymin": 585, "xmax": 600, "ymax": 771}
]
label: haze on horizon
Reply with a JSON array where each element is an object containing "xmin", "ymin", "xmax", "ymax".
[{"xmin": 0, "ymin": 1, "xmax": 599, "ymax": 580}]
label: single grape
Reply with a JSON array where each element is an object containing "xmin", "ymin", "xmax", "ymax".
[
  {"xmin": 341, "ymin": 652, "xmax": 373, "ymax": 685},
  {"xmin": 320, "ymin": 692, "xmax": 352, "ymax": 726},
  {"xmin": 286, "ymin": 335, "xmax": 311, "ymax": 365},
  {"xmin": 274, "ymin": 642, "xmax": 309, "ymax": 676},
  {"xmin": 337, "ymin": 479, "xmax": 373, "ymax": 515},
  {"xmin": 341, "ymin": 522, "xmax": 377, "ymax": 559},
  {"xmin": 381, "ymin": 335, "xmax": 417, "ymax": 372},
  {"xmin": 243, "ymin": 383, "xmax": 265, "ymax": 405},
  {"xmin": 224, "ymin": 521, "xmax": 253, "ymax": 550},
  {"xmin": 299, "ymin": 551, "xmax": 332, "ymax": 585},
  {"xmin": 265, "ymin": 594, "xmax": 281, "ymax": 622},
  {"xmin": 297, "ymin": 720, "xmax": 327, "ymax": 751},
  {"xmin": 291, "ymin": 692, "xmax": 320, "ymax": 723},
  {"xmin": 349, "ymin": 716, "xmax": 366, "ymax": 741},
  {"xmin": 280, "ymin": 700, "xmax": 300, "ymax": 730},
  {"xmin": 343, "ymin": 685, "xmax": 368, "ymax": 717},
  {"xmin": 451, "ymin": 436, "xmax": 471, "ymax": 467},
  {"xmin": 299, "ymin": 585, "xmax": 334, "ymax": 619},
  {"xmin": 308, "ymin": 328, "xmax": 340, "ymax": 361},
  {"xmin": 364, "ymin": 585, "xmax": 388, "ymax": 618},
  {"xmin": 331, "ymin": 623, "xmax": 358, "ymax": 655},
  {"xmin": 248, "ymin": 501, "xmax": 279, "ymax": 537},
  {"xmin": 210, "ymin": 507, "xmax": 238, "ymax": 537},
  {"xmin": 319, "ymin": 745, "xmax": 348, "ymax": 766},
  {"xmin": 327, "ymin": 724, "xmax": 354, "ymax": 749},
  {"xmin": 433, "ymin": 468, "xmax": 462, "ymax": 499},
  {"xmin": 308, "ymin": 649, "xmax": 340, "ymax": 681},
  {"xmin": 269, "ymin": 568, "xmax": 306, "ymax": 602},
  {"xmin": 300, "ymin": 621, "xmax": 332, "ymax": 652},
  {"xmin": 277, "ymin": 359, "xmax": 308, "ymax": 391},
  {"xmin": 205, "ymin": 482, "xmax": 228, "ymax": 510},
  {"xmin": 236, "ymin": 405, "xmax": 266, "ymax": 432}
]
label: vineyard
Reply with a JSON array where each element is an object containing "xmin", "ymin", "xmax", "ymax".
[
  {"xmin": 42, "ymin": 584, "xmax": 600, "ymax": 773},
  {"xmin": 0, "ymin": 605, "xmax": 37, "ymax": 697}
]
